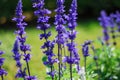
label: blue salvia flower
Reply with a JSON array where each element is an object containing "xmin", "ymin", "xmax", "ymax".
[
  {"xmin": 98, "ymin": 10, "xmax": 110, "ymax": 45},
  {"xmin": 55, "ymin": 0, "xmax": 67, "ymax": 44},
  {"xmin": 32, "ymin": 0, "xmax": 57, "ymax": 79},
  {"xmin": 54, "ymin": 0, "xmax": 67, "ymax": 79},
  {"xmin": 63, "ymin": 0, "xmax": 80, "ymax": 79},
  {"xmin": 82, "ymin": 40, "xmax": 92, "ymax": 57},
  {"xmin": 25, "ymin": 76, "xmax": 37, "ymax": 80},
  {"xmin": 82, "ymin": 40, "xmax": 92, "ymax": 73},
  {"xmin": 12, "ymin": 40, "xmax": 22, "ymax": 68},
  {"xmin": 109, "ymin": 13, "xmax": 117, "ymax": 45},
  {"xmin": 0, "ymin": 42, "xmax": 7, "ymax": 80},
  {"xmin": 12, "ymin": 39, "xmax": 26, "ymax": 79},
  {"xmin": 12, "ymin": 0, "xmax": 37, "ymax": 79},
  {"xmin": 115, "ymin": 11, "xmax": 120, "ymax": 32}
]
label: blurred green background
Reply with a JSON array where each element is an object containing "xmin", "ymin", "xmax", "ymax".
[{"xmin": 0, "ymin": 0, "xmax": 120, "ymax": 80}]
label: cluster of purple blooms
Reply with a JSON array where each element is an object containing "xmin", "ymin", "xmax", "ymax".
[
  {"xmin": 0, "ymin": 42, "xmax": 7, "ymax": 80},
  {"xmin": 82, "ymin": 40, "xmax": 92, "ymax": 57},
  {"xmin": 31, "ymin": 0, "xmax": 80, "ymax": 80},
  {"xmin": 54, "ymin": 0, "xmax": 67, "ymax": 79},
  {"xmin": 32, "ymin": 0, "xmax": 58, "ymax": 79},
  {"xmin": 98, "ymin": 10, "xmax": 120, "ymax": 46},
  {"xmin": 2, "ymin": 0, "xmax": 119, "ymax": 80},
  {"xmin": 81, "ymin": 40, "xmax": 92, "ymax": 72},
  {"xmin": 12, "ymin": 0, "xmax": 37, "ymax": 79},
  {"xmin": 63, "ymin": 0, "xmax": 80, "ymax": 79}
]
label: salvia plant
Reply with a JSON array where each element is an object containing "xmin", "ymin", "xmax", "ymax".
[
  {"xmin": 32, "ymin": 0, "xmax": 58, "ymax": 79},
  {"xmin": 63, "ymin": 0, "xmax": 80, "ymax": 80},
  {"xmin": 98, "ymin": 10, "xmax": 120, "ymax": 46},
  {"xmin": 54, "ymin": 0, "xmax": 67, "ymax": 79},
  {"xmin": 0, "ymin": 0, "xmax": 120, "ymax": 80},
  {"xmin": 0, "ymin": 42, "xmax": 7, "ymax": 80},
  {"xmin": 12, "ymin": 0, "xmax": 37, "ymax": 79}
]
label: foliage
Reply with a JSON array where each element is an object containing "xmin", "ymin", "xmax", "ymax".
[{"xmin": 94, "ymin": 45, "xmax": 120, "ymax": 80}]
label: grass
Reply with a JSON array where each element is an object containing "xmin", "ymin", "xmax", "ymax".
[{"xmin": 0, "ymin": 21, "xmax": 120, "ymax": 80}]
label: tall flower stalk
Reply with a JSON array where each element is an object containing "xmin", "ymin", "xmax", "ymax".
[
  {"xmin": 12, "ymin": 0, "xmax": 36, "ymax": 79},
  {"xmin": 32, "ymin": 0, "xmax": 58, "ymax": 79},
  {"xmin": 98, "ymin": 11, "xmax": 110, "ymax": 45},
  {"xmin": 0, "ymin": 42, "xmax": 7, "ymax": 80},
  {"xmin": 54, "ymin": 0, "xmax": 67, "ymax": 79},
  {"xmin": 63, "ymin": 0, "xmax": 80, "ymax": 80},
  {"xmin": 109, "ymin": 14, "xmax": 117, "ymax": 46},
  {"xmin": 82, "ymin": 41, "xmax": 92, "ymax": 74},
  {"xmin": 116, "ymin": 11, "xmax": 120, "ymax": 33},
  {"xmin": 12, "ymin": 39, "xmax": 26, "ymax": 79}
]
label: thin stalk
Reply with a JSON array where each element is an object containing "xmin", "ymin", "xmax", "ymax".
[
  {"xmin": 1, "ymin": 76, "xmax": 3, "ymax": 80},
  {"xmin": 69, "ymin": 29, "xmax": 74, "ymax": 80},
  {"xmin": 26, "ymin": 61, "xmax": 31, "ymax": 76},
  {"xmin": 24, "ymin": 51, "xmax": 31, "ymax": 77},
  {"xmin": 70, "ymin": 56, "xmax": 72, "ymax": 80},
  {"xmin": 63, "ymin": 44, "xmax": 66, "ymax": 57},
  {"xmin": 84, "ymin": 57, "xmax": 86, "ymax": 74},
  {"xmin": 60, "ymin": 46, "xmax": 63, "ymax": 72},
  {"xmin": 63, "ymin": 44, "xmax": 66, "ymax": 68},
  {"xmin": 20, "ymin": 35, "xmax": 31, "ymax": 78},
  {"xmin": 70, "ymin": 38, "xmax": 73, "ymax": 80},
  {"xmin": 58, "ymin": 42, "xmax": 61, "ymax": 80},
  {"xmin": 57, "ymin": 34, "xmax": 62, "ymax": 80},
  {"xmin": 44, "ymin": 30, "xmax": 54, "ymax": 80},
  {"xmin": 50, "ymin": 65, "xmax": 54, "ymax": 80}
]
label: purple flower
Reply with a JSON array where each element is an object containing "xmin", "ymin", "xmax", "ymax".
[
  {"xmin": 115, "ymin": 11, "xmax": 120, "ymax": 32},
  {"xmin": 54, "ymin": 0, "xmax": 67, "ymax": 79},
  {"xmin": 32, "ymin": 0, "xmax": 56, "ymax": 78},
  {"xmin": 0, "ymin": 51, "xmax": 4, "ymax": 55},
  {"xmin": 12, "ymin": 39, "xmax": 22, "ymax": 67},
  {"xmin": 40, "ymin": 31, "xmax": 51, "ymax": 40},
  {"xmin": 23, "ymin": 53, "xmax": 31, "ymax": 62},
  {"xmin": 33, "ymin": 0, "xmax": 51, "ymax": 31},
  {"xmin": 0, "ymin": 69, "xmax": 7, "ymax": 76},
  {"xmin": 15, "ymin": 68, "xmax": 26, "ymax": 78},
  {"xmin": 67, "ymin": 43, "xmax": 76, "ymax": 52},
  {"xmin": 82, "ymin": 45, "xmax": 89, "ymax": 57},
  {"xmin": 25, "ymin": 76, "xmax": 37, "ymax": 80},
  {"xmin": 67, "ymin": 0, "xmax": 77, "ymax": 30},
  {"xmin": 0, "ymin": 42, "xmax": 7, "ymax": 77},
  {"xmin": 109, "ymin": 13, "xmax": 116, "ymax": 28},
  {"xmin": 47, "ymin": 70, "xmax": 56, "ymax": 78},
  {"xmin": 65, "ymin": 0, "xmax": 80, "ymax": 65},
  {"xmin": 82, "ymin": 40, "xmax": 92, "ymax": 57},
  {"xmin": 98, "ymin": 10, "xmax": 110, "ymax": 28},
  {"xmin": 55, "ymin": 0, "xmax": 67, "ymax": 44},
  {"xmin": 62, "ymin": 0, "xmax": 80, "ymax": 79},
  {"xmin": 12, "ymin": 0, "xmax": 35, "ymax": 79},
  {"xmin": 20, "ymin": 44, "xmax": 31, "ymax": 52},
  {"xmin": 12, "ymin": 40, "xmax": 27, "ymax": 79},
  {"xmin": 109, "ymin": 13, "xmax": 117, "ymax": 45},
  {"xmin": 68, "ymin": 30, "xmax": 77, "ymax": 40},
  {"xmin": 98, "ymin": 10, "xmax": 110, "ymax": 44},
  {"xmin": 0, "ymin": 58, "xmax": 5, "ymax": 67}
]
